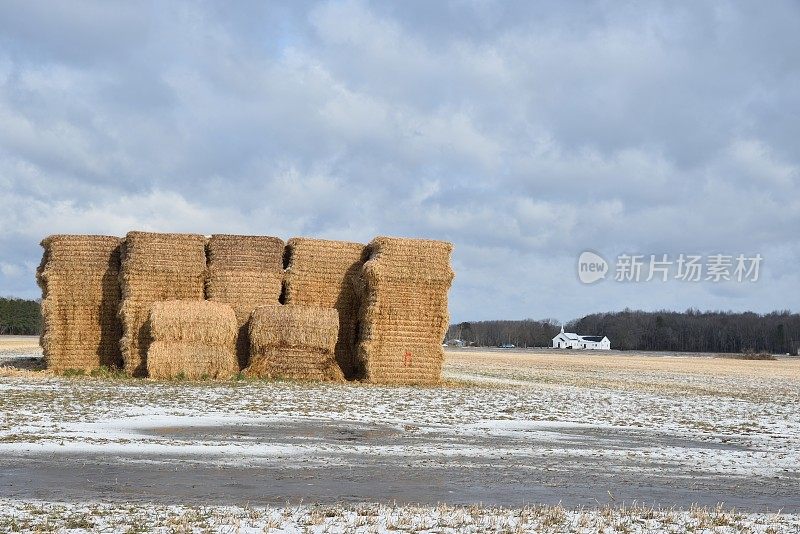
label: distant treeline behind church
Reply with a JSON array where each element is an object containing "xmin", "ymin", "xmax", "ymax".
[
  {"xmin": 0, "ymin": 297, "xmax": 41, "ymax": 335},
  {"xmin": 448, "ymin": 309, "xmax": 800, "ymax": 354}
]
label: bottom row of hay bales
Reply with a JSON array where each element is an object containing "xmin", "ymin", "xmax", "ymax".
[
  {"xmin": 146, "ymin": 300, "xmax": 341, "ymax": 381},
  {"xmin": 146, "ymin": 301, "xmax": 239, "ymax": 380}
]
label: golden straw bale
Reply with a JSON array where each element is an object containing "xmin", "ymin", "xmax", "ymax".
[
  {"xmin": 147, "ymin": 342, "xmax": 238, "ymax": 380},
  {"xmin": 146, "ymin": 300, "xmax": 238, "ymax": 379},
  {"xmin": 149, "ymin": 300, "xmax": 237, "ymax": 346},
  {"xmin": 205, "ymin": 234, "xmax": 284, "ymax": 368},
  {"xmin": 245, "ymin": 304, "xmax": 343, "ymax": 381},
  {"xmin": 283, "ymin": 237, "xmax": 367, "ymax": 379},
  {"xmin": 37, "ymin": 235, "xmax": 122, "ymax": 372},
  {"xmin": 355, "ymin": 237, "xmax": 454, "ymax": 385},
  {"xmin": 206, "ymin": 234, "xmax": 284, "ymax": 270},
  {"xmin": 119, "ymin": 231, "xmax": 207, "ymax": 376}
]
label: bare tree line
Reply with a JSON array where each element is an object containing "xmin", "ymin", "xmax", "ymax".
[{"xmin": 448, "ymin": 309, "xmax": 800, "ymax": 354}]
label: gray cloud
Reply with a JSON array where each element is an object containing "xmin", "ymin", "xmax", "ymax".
[{"xmin": 0, "ymin": 0, "xmax": 797, "ymax": 322}]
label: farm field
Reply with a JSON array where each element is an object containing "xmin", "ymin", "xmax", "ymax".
[{"xmin": 1, "ymin": 336, "xmax": 799, "ymax": 532}]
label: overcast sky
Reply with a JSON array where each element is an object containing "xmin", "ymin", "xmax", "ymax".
[{"xmin": 0, "ymin": 1, "xmax": 798, "ymax": 323}]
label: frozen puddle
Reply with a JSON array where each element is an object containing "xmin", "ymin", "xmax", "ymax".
[{"xmin": 2, "ymin": 417, "xmax": 794, "ymax": 511}]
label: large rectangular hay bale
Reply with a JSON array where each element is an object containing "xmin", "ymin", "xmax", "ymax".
[
  {"xmin": 146, "ymin": 300, "xmax": 238, "ymax": 379},
  {"xmin": 283, "ymin": 238, "xmax": 367, "ymax": 379},
  {"xmin": 205, "ymin": 234, "xmax": 284, "ymax": 369},
  {"xmin": 355, "ymin": 237, "xmax": 454, "ymax": 385},
  {"xmin": 37, "ymin": 235, "xmax": 122, "ymax": 372},
  {"xmin": 245, "ymin": 304, "xmax": 343, "ymax": 381},
  {"xmin": 119, "ymin": 231, "xmax": 207, "ymax": 376}
]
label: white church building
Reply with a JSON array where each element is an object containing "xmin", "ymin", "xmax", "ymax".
[{"xmin": 552, "ymin": 326, "xmax": 610, "ymax": 350}]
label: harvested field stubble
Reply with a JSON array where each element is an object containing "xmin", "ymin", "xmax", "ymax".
[
  {"xmin": 146, "ymin": 300, "xmax": 238, "ymax": 379},
  {"xmin": 119, "ymin": 232, "xmax": 207, "ymax": 376},
  {"xmin": 246, "ymin": 304, "xmax": 343, "ymax": 381},
  {"xmin": 205, "ymin": 234, "xmax": 284, "ymax": 368},
  {"xmin": 355, "ymin": 237, "xmax": 454, "ymax": 385},
  {"xmin": 716, "ymin": 352, "xmax": 777, "ymax": 361},
  {"xmin": 283, "ymin": 238, "xmax": 367, "ymax": 379},
  {"xmin": 37, "ymin": 235, "xmax": 123, "ymax": 372}
]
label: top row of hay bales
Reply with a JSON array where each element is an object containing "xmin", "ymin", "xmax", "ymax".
[{"xmin": 38, "ymin": 231, "xmax": 454, "ymax": 384}]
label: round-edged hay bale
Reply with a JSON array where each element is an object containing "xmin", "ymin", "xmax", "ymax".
[
  {"xmin": 119, "ymin": 231, "xmax": 207, "ymax": 377},
  {"xmin": 354, "ymin": 236, "xmax": 454, "ymax": 385},
  {"xmin": 360, "ymin": 237, "xmax": 454, "ymax": 283},
  {"xmin": 246, "ymin": 304, "xmax": 343, "ymax": 381},
  {"xmin": 149, "ymin": 300, "xmax": 237, "ymax": 346},
  {"xmin": 38, "ymin": 234, "xmax": 123, "ymax": 372},
  {"xmin": 283, "ymin": 237, "xmax": 368, "ymax": 379},
  {"xmin": 205, "ymin": 234, "xmax": 285, "ymax": 369},
  {"xmin": 146, "ymin": 300, "xmax": 238, "ymax": 380}
]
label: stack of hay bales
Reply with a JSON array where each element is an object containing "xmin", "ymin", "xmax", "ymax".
[
  {"xmin": 355, "ymin": 237, "xmax": 454, "ymax": 385},
  {"xmin": 36, "ymin": 235, "xmax": 123, "ymax": 372},
  {"xmin": 119, "ymin": 231, "xmax": 207, "ymax": 376},
  {"xmin": 246, "ymin": 304, "xmax": 343, "ymax": 381},
  {"xmin": 205, "ymin": 234, "xmax": 284, "ymax": 368},
  {"xmin": 146, "ymin": 300, "xmax": 238, "ymax": 379},
  {"xmin": 283, "ymin": 238, "xmax": 367, "ymax": 379}
]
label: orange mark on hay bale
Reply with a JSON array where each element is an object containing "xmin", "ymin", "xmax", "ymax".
[{"xmin": 403, "ymin": 351, "xmax": 412, "ymax": 367}]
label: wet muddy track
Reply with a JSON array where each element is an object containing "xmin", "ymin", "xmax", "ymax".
[{"xmin": 1, "ymin": 420, "xmax": 797, "ymax": 512}]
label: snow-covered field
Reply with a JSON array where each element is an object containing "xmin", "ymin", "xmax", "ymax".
[
  {"xmin": 2, "ymin": 500, "xmax": 798, "ymax": 533},
  {"xmin": 1, "ymin": 338, "xmax": 799, "ymax": 532}
]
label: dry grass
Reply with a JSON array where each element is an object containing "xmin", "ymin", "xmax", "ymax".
[
  {"xmin": 445, "ymin": 349, "xmax": 798, "ymax": 379},
  {"xmin": 444, "ymin": 348, "xmax": 800, "ymax": 399},
  {"xmin": 0, "ymin": 336, "xmax": 40, "ymax": 352},
  {"xmin": 0, "ymin": 500, "xmax": 796, "ymax": 533},
  {"xmin": 0, "ymin": 366, "xmax": 51, "ymax": 378},
  {"xmin": 716, "ymin": 352, "xmax": 777, "ymax": 361}
]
